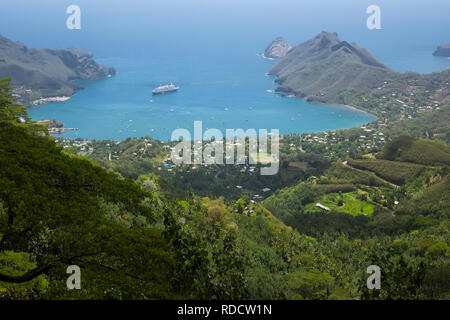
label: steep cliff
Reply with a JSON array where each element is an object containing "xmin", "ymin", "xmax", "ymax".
[{"xmin": 264, "ymin": 37, "xmax": 292, "ymax": 59}]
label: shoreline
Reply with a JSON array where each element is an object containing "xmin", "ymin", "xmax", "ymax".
[
  {"xmin": 41, "ymin": 94, "xmax": 377, "ymax": 142},
  {"xmin": 257, "ymin": 53, "xmax": 276, "ymax": 61},
  {"xmin": 274, "ymin": 90, "xmax": 378, "ymax": 119},
  {"xmin": 32, "ymin": 64, "xmax": 377, "ymax": 143},
  {"xmin": 335, "ymin": 103, "xmax": 377, "ymax": 118},
  {"xmin": 308, "ymin": 101, "xmax": 378, "ymax": 123},
  {"xmin": 266, "ymin": 70, "xmax": 377, "ymax": 119}
]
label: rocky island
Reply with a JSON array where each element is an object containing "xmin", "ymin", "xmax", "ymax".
[
  {"xmin": 433, "ymin": 43, "xmax": 450, "ymax": 57},
  {"xmin": 0, "ymin": 34, "xmax": 116, "ymax": 106},
  {"xmin": 264, "ymin": 37, "xmax": 292, "ymax": 59}
]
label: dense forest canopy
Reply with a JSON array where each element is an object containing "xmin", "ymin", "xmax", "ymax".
[{"xmin": 0, "ymin": 78, "xmax": 449, "ymax": 300}]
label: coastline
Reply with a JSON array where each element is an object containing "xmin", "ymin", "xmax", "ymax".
[
  {"xmin": 257, "ymin": 53, "xmax": 275, "ymax": 61},
  {"xmin": 338, "ymin": 103, "xmax": 377, "ymax": 117},
  {"xmin": 265, "ymin": 67, "xmax": 377, "ymax": 120},
  {"xmin": 310, "ymin": 101, "xmax": 378, "ymax": 123},
  {"xmin": 37, "ymin": 88, "xmax": 377, "ymax": 142},
  {"xmin": 274, "ymin": 88, "xmax": 378, "ymax": 120},
  {"xmin": 30, "ymin": 55, "xmax": 377, "ymax": 141}
]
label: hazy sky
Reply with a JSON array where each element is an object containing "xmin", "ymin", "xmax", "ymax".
[
  {"xmin": 2, "ymin": 0, "xmax": 449, "ymax": 43},
  {"xmin": 0, "ymin": 0, "xmax": 449, "ymax": 72}
]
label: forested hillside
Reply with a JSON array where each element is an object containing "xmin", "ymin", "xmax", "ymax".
[
  {"xmin": 0, "ymin": 35, "xmax": 116, "ymax": 106},
  {"xmin": 263, "ymin": 136, "xmax": 449, "ymax": 299},
  {"xmin": 0, "ymin": 78, "xmax": 449, "ymax": 300}
]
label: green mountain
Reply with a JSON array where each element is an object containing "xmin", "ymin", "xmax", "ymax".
[
  {"xmin": 382, "ymin": 102, "xmax": 450, "ymax": 143},
  {"xmin": 268, "ymin": 31, "xmax": 395, "ymax": 102},
  {"xmin": 268, "ymin": 32, "xmax": 450, "ymax": 107},
  {"xmin": 378, "ymin": 136, "xmax": 450, "ymax": 166},
  {"xmin": 0, "ymin": 35, "xmax": 115, "ymax": 106},
  {"xmin": 264, "ymin": 135, "xmax": 450, "ymax": 234}
]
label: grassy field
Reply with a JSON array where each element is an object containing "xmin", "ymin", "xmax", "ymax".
[{"xmin": 305, "ymin": 192, "xmax": 375, "ymax": 216}]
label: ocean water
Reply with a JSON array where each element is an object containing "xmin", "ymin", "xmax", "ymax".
[
  {"xmin": 26, "ymin": 55, "xmax": 376, "ymax": 141},
  {"xmin": 1, "ymin": 0, "xmax": 449, "ymax": 141}
]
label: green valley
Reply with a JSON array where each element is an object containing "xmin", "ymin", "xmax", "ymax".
[{"xmin": 1, "ymin": 75, "xmax": 449, "ymax": 300}]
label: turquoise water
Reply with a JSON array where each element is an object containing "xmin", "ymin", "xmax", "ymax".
[
  {"xmin": 28, "ymin": 55, "xmax": 376, "ymax": 141},
  {"xmin": 2, "ymin": 0, "xmax": 449, "ymax": 141}
]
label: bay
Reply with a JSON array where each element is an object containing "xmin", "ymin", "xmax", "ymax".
[{"xmin": 3, "ymin": 0, "xmax": 446, "ymax": 141}]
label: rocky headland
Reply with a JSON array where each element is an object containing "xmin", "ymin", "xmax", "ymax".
[
  {"xmin": 433, "ymin": 43, "xmax": 450, "ymax": 57},
  {"xmin": 264, "ymin": 37, "xmax": 292, "ymax": 59},
  {"xmin": 0, "ymin": 34, "xmax": 116, "ymax": 106}
]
